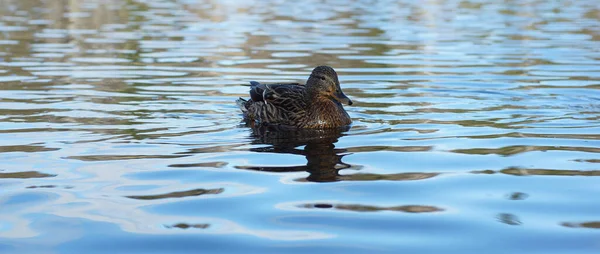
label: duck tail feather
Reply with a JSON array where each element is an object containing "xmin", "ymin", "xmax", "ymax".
[{"xmin": 236, "ymin": 98, "xmax": 248, "ymax": 112}]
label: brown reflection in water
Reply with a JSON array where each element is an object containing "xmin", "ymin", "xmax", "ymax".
[
  {"xmin": 346, "ymin": 145, "xmax": 432, "ymax": 153},
  {"xmin": 169, "ymin": 161, "xmax": 229, "ymax": 168},
  {"xmin": 562, "ymin": 222, "xmax": 600, "ymax": 229},
  {"xmin": 300, "ymin": 203, "xmax": 443, "ymax": 213},
  {"xmin": 497, "ymin": 213, "xmax": 522, "ymax": 226},
  {"xmin": 335, "ymin": 172, "xmax": 439, "ymax": 182},
  {"xmin": 507, "ymin": 192, "xmax": 528, "ymax": 200},
  {"xmin": 0, "ymin": 171, "xmax": 56, "ymax": 178},
  {"xmin": 472, "ymin": 167, "xmax": 600, "ymax": 177},
  {"xmin": 453, "ymin": 145, "xmax": 600, "ymax": 156},
  {"xmin": 0, "ymin": 145, "xmax": 59, "ymax": 153},
  {"xmin": 409, "ymin": 133, "xmax": 600, "ymax": 141},
  {"xmin": 66, "ymin": 154, "xmax": 188, "ymax": 161},
  {"xmin": 236, "ymin": 124, "xmax": 440, "ymax": 183},
  {"xmin": 26, "ymin": 185, "xmax": 56, "ymax": 188},
  {"xmin": 235, "ymin": 124, "xmax": 352, "ymax": 182},
  {"xmin": 575, "ymin": 159, "xmax": 600, "ymax": 163},
  {"xmin": 176, "ymin": 144, "xmax": 246, "ymax": 154},
  {"xmin": 126, "ymin": 188, "xmax": 224, "ymax": 200},
  {"xmin": 165, "ymin": 223, "xmax": 210, "ymax": 229},
  {"xmin": 26, "ymin": 185, "xmax": 73, "ymax": 189}
]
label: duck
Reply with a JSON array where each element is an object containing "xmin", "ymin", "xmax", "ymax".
[{"xmin": 237, "ymin": 66, "xmax": 353, "ymax": 129}]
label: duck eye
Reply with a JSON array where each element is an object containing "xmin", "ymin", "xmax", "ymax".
[{"xmin": 318, "ymin": 76, "xmax": 326, "ymax": 81}]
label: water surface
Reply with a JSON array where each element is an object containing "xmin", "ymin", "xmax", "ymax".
[{"xmin": 1, "ymin": 0, "xmax": 600, "ymax": 253}]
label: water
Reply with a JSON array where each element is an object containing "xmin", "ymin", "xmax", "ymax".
[{"xmin": 1, "ymin": 0, "xmax": 599, "ymax": 253}]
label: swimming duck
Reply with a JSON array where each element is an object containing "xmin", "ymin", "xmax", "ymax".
[{"xmin": 237, "ymin": 66, "xmax": 353, "ymax": 129}]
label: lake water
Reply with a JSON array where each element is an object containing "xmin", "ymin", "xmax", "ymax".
[{"xmin": 1, "ymin": 0, "xmax": 599, "ymax": 253}]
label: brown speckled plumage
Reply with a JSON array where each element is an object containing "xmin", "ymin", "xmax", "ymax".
[{"xmin": 237, "ymin": 66, "xmax": 353, "ymax": 129}]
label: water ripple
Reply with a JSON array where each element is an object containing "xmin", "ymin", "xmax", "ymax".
[{"xmin": 0, "ymin": 0, "xmax": 599, "ymax": 253}]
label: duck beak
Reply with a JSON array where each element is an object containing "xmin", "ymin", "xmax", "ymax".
[{"xmin": 335, "ymin": 91, "xmax": 353, "ymax": 106}]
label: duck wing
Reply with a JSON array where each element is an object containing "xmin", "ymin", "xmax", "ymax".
[
  {"xmin": 249, "ymin": 81, "xmax": 302, "ymax": 102},
  {"xmin": 246, "ymin": 82, "xmax": 307, "ymax": 126},
  {"xmin": 262, "ymin": 83, "xmax": 306, "ymax": 114}
]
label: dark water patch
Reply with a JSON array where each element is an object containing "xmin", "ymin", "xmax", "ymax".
[
  {"xmin": 336, "ymin": 172, "xmax": 440, "ymax": 182},
  {"xmin": 346, "ymin": 145, "xmax": 432, "ymax": 153},
  {"xmin": 423, "ymin": 132, "xmax": 600, "ymax": 141},
  {"xmin": 0, "ymin": 171, "xmax": 55, "ymax": 179},
  {"xmin": 472, "ymin": 168, "xmax": 600, "ymax": 177},
  {"xmin": 574, "ymin": 159, "xmax": 600, "ymax": 163},
  {"xmin": 26, "ymin": 185, "xmax": 57, "ymax": 189},
  {"xmin": 168, "ymin": 161, "xmax": 229, "ymax": 168},
  {"xmin": 176, "ymin": 144, "xmax": 247, "ymax": 155},
  {"xmin": 497, "ymin": 213, "xmax": 522, "ymax": 226},
  {"xmin": 452, "ymin": 145, "xmax": 600, "ymax": 156},
  {"xmin": 66, "ymin": 154, "xmax": 188, "ymax": 161},
  {"xmin": 562, "ymin": 221, "xmax": 600, "ymax": 229},
  {"xmin": 165, "ymin": 223, "xmax": 210, "ymax": 230},
  {"xmin": 300, "ymin": 203, "xmax": 444, "ymax": 213},
  {"xmin": 126, "ymin": 188, "xmax": 224, "ymax": 200},
  {"xmin": 0, "ymin": 145, "xmax": 59, "ymax": 153},
  {"xmin": 291, "ymin": 172, "xmax": 440, "ymax": 183},
  {"xmin": 507, "ymin": 192, "xmax": 528, "ymax": 200}
]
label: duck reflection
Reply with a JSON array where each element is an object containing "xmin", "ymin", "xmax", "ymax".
[{"xmin": 237, "ymin": 124, "xmax": 352, "ymax": 182}]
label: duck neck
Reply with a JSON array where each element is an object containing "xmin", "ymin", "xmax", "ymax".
[
  {"xmin": 306, "ymin": 92, "xmax": 335, "ymax": 111},
  {"xmin": 306, "ymin": 96, "xmax": 350, "ymax": 127},
  {"xmin": 305, "ymin": 83, "xmax": 320, "ymax": 100}
]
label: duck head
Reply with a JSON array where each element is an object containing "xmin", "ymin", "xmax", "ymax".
[{"xmin": 306, "ymin": 66, "xmax": 353, "ymax": 106}]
